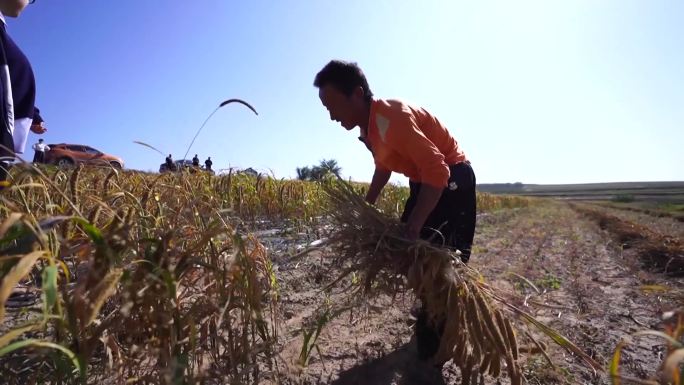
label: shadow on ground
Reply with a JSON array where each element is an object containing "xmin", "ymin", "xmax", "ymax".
[{"xmin": 330, "ymin": 343, "xmax": 448, "ymax": 385}]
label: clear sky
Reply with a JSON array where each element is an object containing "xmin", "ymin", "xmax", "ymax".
[{"xmin": 7, "ymin": 0, "xmax": 683, "ymax": 184}]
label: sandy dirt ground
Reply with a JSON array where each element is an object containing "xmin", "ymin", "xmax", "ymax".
[{"xmin": 269, "ymin": 201, "xmax": 682, "ymax": 385}]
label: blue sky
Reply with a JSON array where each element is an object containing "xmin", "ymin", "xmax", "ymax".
[{"xmin": 7, "ymin": 0, "xmax": 683, "ymax": 184}]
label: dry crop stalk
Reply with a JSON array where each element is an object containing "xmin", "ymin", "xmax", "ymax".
[
  {"xmin": 319, "ymin": 180, "xmax": 603, "ymax": 385},
  {"xmin": 69, "ymin": 165, "xmax": 82, "ymax": 206}
]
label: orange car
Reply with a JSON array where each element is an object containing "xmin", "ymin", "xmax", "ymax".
[{"xmin": 44, "ymin": 144, "xmax": 124, "ymax": 168}]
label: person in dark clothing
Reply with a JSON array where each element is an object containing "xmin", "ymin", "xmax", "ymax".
[
  {"xmin": 1, "ymin": 0, "xmax": 44, "ymax": 307},
  {"xmin": 0, "ymin": 0, "xmax": 45, "ymax": 187},
  {"xmin": 192, "ymin": 154, "xmax": 199, "ymax": 167},
  {"xmin": 165, "ymin": 154, "xmax": 175, "ymax": 171},
  {"xmin": 204, "ymin": 156, "xmax": 212, "ymax": 171},
  {"xmin": 314, "ymin": 60, "xmax": 476, "ymax": 365}
]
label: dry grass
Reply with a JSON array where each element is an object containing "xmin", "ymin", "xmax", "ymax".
[
  {"xmin": 0, "ymin": 164, "xmax": 533, "ymax": 384},
  {"xmin": 0, "ymin": 165, "xmax": 278, "ymax": 384}
]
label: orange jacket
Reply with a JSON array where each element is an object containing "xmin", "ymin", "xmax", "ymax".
[{"xmin": 363, "ymin": 99, "xmax": 466, "ymax": 188}]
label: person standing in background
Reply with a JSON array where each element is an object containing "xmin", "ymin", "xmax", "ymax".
[{"xmin": 31, "ymin": 137, "xmax": 48, "ymax": 163}]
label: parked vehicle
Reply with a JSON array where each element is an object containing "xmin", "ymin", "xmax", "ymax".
[{"xmin": 44, "ymin": 144, "xmax": 124, "ymax": 168}]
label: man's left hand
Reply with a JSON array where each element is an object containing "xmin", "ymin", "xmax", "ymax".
[{"xmin": 30, "ymin": 122, "xmax": 47, "ymax": 134}]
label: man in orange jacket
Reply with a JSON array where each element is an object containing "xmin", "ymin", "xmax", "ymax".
[{"xmin": 314, "ymin": 60, "xmax": 477, "ymax": 363}]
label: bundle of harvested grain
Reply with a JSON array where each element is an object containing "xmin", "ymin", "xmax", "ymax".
[{"xmin": 322, "ymin": 180, "xmax": 602, "ymax": 384}]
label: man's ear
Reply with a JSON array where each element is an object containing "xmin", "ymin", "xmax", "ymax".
[{"xmin": 354, "ymin": 86, "xmax": 365, "ymax": 98}]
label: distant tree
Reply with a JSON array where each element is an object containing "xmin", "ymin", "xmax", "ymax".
[
  {"xmin": 318, "ymin": 159, "xmax": 341, "ymax": 177},
  {"xmin": 296, "ymin": 166, "xmax": 312, "ymax": 181},
  {"xmin": 309, "ymin": 166, "xmax": 326, "ymax": 180},
  {"xmin": 295, "ymin": 159, "xmax": 342, "ymax": 181}
]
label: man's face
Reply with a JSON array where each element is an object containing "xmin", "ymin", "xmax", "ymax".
[{"xmin": 319, "ymin": 85, "xmax": 358, "ymax": 131}]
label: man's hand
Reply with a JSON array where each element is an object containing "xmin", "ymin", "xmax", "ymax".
[
  {"xmin": 0, "ymin": 0, "xmax": 30, "ymax": 17},
  {"xmin": 365, "ymin": 167, "xmax": 391, "ymax": 204},
  {"xmin": 30, "ymin": 122, "xmax": 47, "ymax": 134},
  {"xmin": 404, "ymin": 184, "xmax": 443, "ymax": 241}
]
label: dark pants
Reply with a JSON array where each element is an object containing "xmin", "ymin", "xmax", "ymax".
[
  {"xmin": 0, "ymin": 124, "xmax": 12, "ymax": 187},
  {"xmin": 401, "ymin": 161, "xmax": 476, "ymax": 262},
  {"xmin": 33, "ymin": 151, "xmax": 44, "ymax": 163},
  {"xmin": 401, "ymin": 161, "xmax": 477, "ymax": 361},
  {"xmin": 0, "ymin": 162, "xmax": 8, "ymax": 188}
]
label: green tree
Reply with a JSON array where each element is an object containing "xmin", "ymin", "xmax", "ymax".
[
  {"xmin": 296, "ymin": 166, "xmax": 312, "ymax": 181},
  {"xmin": 318, "ymin": 159, "xmax": 341, "ymax": 177},
  {"xmin": 295, "ymin": 159, "xmax": 342, "ymax": 181}
]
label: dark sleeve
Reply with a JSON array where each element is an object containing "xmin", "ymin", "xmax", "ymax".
[{"xmin": 33, "ymin": 107, "xmax": 43, "ymax": 124}]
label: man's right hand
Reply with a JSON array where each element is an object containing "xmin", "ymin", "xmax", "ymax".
[{"xmin": 30, "ymin": 122, "xmax": 47, "ymax": 134}]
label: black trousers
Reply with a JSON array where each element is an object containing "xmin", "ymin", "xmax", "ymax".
[
  {"xmin": 401, "ymin": 161, "xmax": 476, "ymax": 362},
  {"xmin": 33, "ymin": 151, "xmax": 44, "ymax": 163},
  {"xmin": 400, "ymin": 161, "xmax": 476, "ymax": 262}
]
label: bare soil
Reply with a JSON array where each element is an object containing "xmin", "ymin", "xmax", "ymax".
[{"xmin": 270, "ymin": 200, "xmax": 682, "ymax": 385}]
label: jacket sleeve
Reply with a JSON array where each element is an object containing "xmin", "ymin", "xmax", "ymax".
[{"xmin": 32, "ymin": 107, "xmax": 43, "ymax": 124}]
